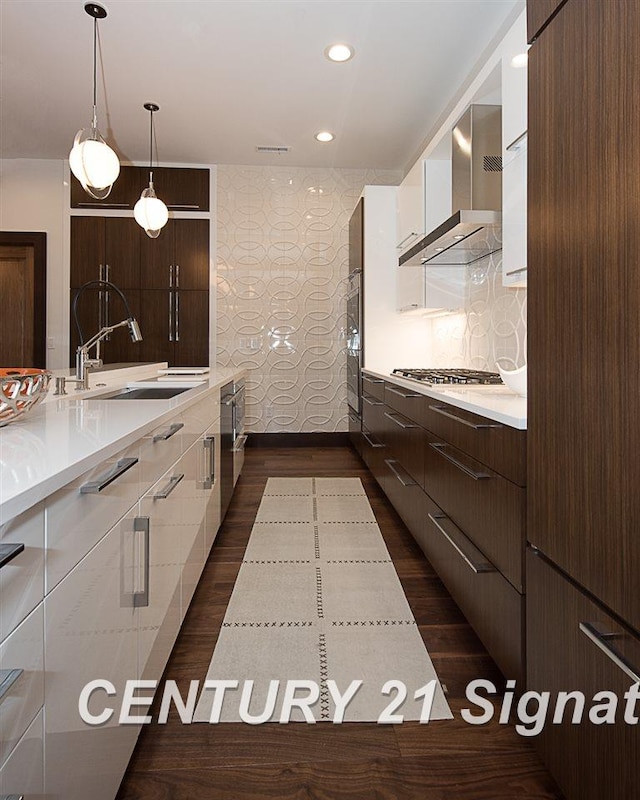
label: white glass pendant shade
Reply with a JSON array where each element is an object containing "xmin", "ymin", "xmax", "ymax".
[
  {"xmin": 134, "ymin": 182, "xmax": 169, "ymax": 239},
  {"xmin": 69, "ymin": 127, "xmax": 120, "ymax": 199}
]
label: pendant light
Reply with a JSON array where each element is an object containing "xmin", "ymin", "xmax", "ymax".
[
  {"xmin": 69, "ymin": 2, "xmax": 120, "ymax": 199},
  {"xmin": 134, "ymin": 103, "xmax": 169, "ymax": 239}
]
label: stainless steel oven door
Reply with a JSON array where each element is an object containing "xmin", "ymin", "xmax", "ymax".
[{"xmin": 346, "ymin": 271, "xmax": 362, "ymax": 414}]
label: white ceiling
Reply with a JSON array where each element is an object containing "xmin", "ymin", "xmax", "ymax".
[{"xmin": 0, "ymin": 0, "xmax": 522, "ymax": 172}]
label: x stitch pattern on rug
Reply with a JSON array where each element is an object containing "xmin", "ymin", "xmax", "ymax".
[{"xmin": 193, "ymin": 477, "xmax": 452, "ymax": 723}]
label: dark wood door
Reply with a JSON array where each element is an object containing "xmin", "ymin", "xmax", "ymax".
[
  {"xmin": 70, "ymin": 165, "xmax": 143, "ymax": 210},
  {"xmin": 0, "ymin": 246, "xmax": 34, "ymax": 366},
  {"xmin": 528, "ymin": 0, "xmax": 640, "ymax": 630},
  {"xmin": 104, "ymin": 218, "xmax": 141, "ymax": 290},
  {"xmin": 527, "ymin": 550, "xmax": 640, "ymax": 800},
  {"xmin": 527, "ymin": 0, "xmax": 569, "ymax": 42},
  {"xmin": 105, "ymin": 290, "xmax": 143, "ymax": 364},
  {"xmin": 173, "ymin": 290, "xmax": 209, "ymax": 366},
  {"xmin": 150, "ymin": 168, "xmax": 210, "ymax": 211},
  {"xmin": 140, "ymin": 220, "xmax": 175, "ymax": 290},
  {"xmin": 136, "ymin": 289, "xmax": 172, "ymax": 364},
  {"xmin": 70, "ymin": 217, "xmax": 104, "ymax": 288},
  {"xmin": 174, "ymin": 219, "xmax": 210, "ymax": 290}
]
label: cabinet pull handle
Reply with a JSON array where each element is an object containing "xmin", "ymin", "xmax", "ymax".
[
  {"xmin": 175, "ymin": 288, "xmax": 180, "ymax": 342},
  {"xmin": 384, "ymin": 459, "xmax": 416, "ymax": 486},
  {"xmin": 506, "ymin": 131, "xmax": 527, "ymax": 152},
  {"xmin": 200, "ymin": 436, "xmax": 216, "ymax": 489},
  {"xmin": 169, "ymin": 204, "xmax": 200, "ymax": 210},
  {"xmin": 0, "ymin": 543, "xmax": 25, "ymax": 569},
  {"xmin": 80, "ymin": 457, "xmax": 139, "ymax": 494},
  {"xmin": 98, "ymin": 264, "xmax": 104, "ymax": 331},
  {"xmin": 175, "ymin": 263, "xmax": 180, "ymax": 289},
  {"xmin": 387, "ymin": 386, "xmax": 421, "ymax": 399},
  {"xmin": 362, "ymin": 394, "xmax": 383, "ymax": 406},
  {"xmin": 505, "ymin": 267, "xmax": 528, "ymax": 277},
  {"xmin": 362, "ymin": 375, "xmax": 384, "ymax": 385},
  {"xmin": 362, "ymin": 432, "xmax": 384, "ymax": 449},
  {"xmin": 153, "ymin": 422, "xmax": 184, "ymax": 442},
  {"xmin": 428, "ymin": 404, "xmax": 503, "ymax": 429},
  {"xmin": 397, "ymin": 231, "xmax": 421, "ymax": 249},
  {"xmin": 77, "ymin": 201, "xmax": 129, "ymax": 207},
  {"xmin": 384, "ymin": 411, "xmax": 418, "ymax": 430},
  {"xmin": 0, "ymin": 669, "xmax": 23, "ymax": 704},
  {"xmin": 429, "ymin": 442, "xmax": 492, "ymax": 480},
  {"xmin": 154, "ymin": 473, "xmax": 184, "ymax": 500},
  {"xmin": 168, "ymin": 290, "xmax": 174, "ymax": 342},
  {"xmin": 579, "ymin": 622, "xmax": 640, "ymax": 684},
  {"xmin": 348, "ymin": 409, "xmax": 360, "ymax": 423},
  {"xmin": 104, "ymin": 263, "xmax": 111, "ymax": 340},
  {"xmin": 427, "ymin": 513, "xmax": 495, "ymax": 574},
  {"xmin": 133, "ymin": 517, "xmax": 150, "ymax": 608},
  {"xmin": 232, "ymin": 434, "xmax": 248, "ymax": 453}
]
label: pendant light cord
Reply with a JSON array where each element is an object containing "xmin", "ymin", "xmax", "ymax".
[{"xmin": 92, "ymin": 17, "xmax": 98, "ymax": 128}]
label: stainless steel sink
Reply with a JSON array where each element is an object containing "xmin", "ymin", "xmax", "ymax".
[{"xmin": 95, "ymin": 386, "xmax": 192, "ymax": 400}]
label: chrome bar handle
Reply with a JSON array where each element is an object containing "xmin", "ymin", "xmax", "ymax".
[
  {"xmin": 428, "ymin": 404, "xmax": 503, "ymax": 429},
  {"xmin": 397, "ymin": 231, "xmax": 421, "ymax": 249},
  {"xmin": 428, "ymin": 513, "xmax": 496, "ymax": 574},
  {"xmin": 169, "ymin": 264, "xmax": 173, "ymax": 289},
  {"xmin": 579, "ymin": 622, "xmax": 640, "ymax": 684},
  {"xmin": 169, "ymin": 290, "xmax": 174, "ymax": 342},
  {"xmin": 505, "ymin": 267, "xmax": 528, "ymax": 277},
  {"xmin": 104, "ymin": 263, "xmax": 111, "ymax": 340},
  {"xmin": 132, "ymin": 517, "xmax": 149, "ymax": 608},
  {"xmin": 384, "ymin": 411, "xmax": 418, "ymax": 430},
  {"xmin": 384, "ymin": 459, "xmax": 416, "ymax": 487},
  {"xmin": 387, "ymin": 386, "xmax": 421, "ymax": 399},
  {"xmin": 175, "ymin": 288, "xmax": 180, "ymax": 342},
  {"xmin": 362, "ymin": 432, "xmax": 384, "ymax": 449},
  {"xmin": 153, "ymin": 422, "xmax": 184, "ymax": 442},
  {"xmin": 175, "ymin": 264, "xmax": 180, "ymax": 289},
  {"xmin": 0, "ymin": 669, "xmax": 23, "ymax": 705},
  {"xmin": 362, "ymin": 394, "xmax": 383, "ymax": 406},
  {"xmin": 154, "ymin": 473, "xmax": 184, "ymax": 500},
  {"xmin": 429, "ymin": 443, "xmax": 492, "ymax": 481},
  {"xmin": 80, "ymin": 457, "xmax": 139, "ymax": 494},
  {"xmin": 0, "ymin": 543, "xmax": 25, "ymax": 569},
  {"xmin": 362, "ymin": 375, "xmax": 384, "ymax": 384},
  {"xmin": 232, "ymin": 434, "xmax": 248, "ymax": 453},
  {"xmin": 98, "ymin": 264, "xmax": 104, "ymax": 331},
  {"xmin": 199, "ymin": 436, "xmax": 216, "ymax": 489}
]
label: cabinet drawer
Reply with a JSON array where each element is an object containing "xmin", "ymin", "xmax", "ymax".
[
  {"xmin": 425, "ymin": 432, "xmax": 525, "ymax": 591},
  {"xmin": 383, "ymin": 459, "xmax": 429, "ymax": 543},
  {"xmin": 527, "ymin": 550, "xmax": 640, "ymax": 800},
  {"xmin": 418, "ymin": 496, "xmax": 524, "ymax": 683},
  {"xmin": 384, "ymin": 381, "xmax": 424, "ymax": 423},
  {"xmin": 45, "ymin": 440, "xmax": 141, "ymax": 592},
  {"xmin": 421, "ymin": 399, "xmax": 526, "ymax": 486},
  {"xmin": 362, "ymin": 393, "xmax": 386, "ymax": 438},
  {"xmin": 0, "ymin": 604, "xmax": 44, "ymax": 768},
  {"xmin": 361, "ymin": 427, "xmax": 388, "ymax": 493},
  {"xmin": 384, "ymin": 409, "xmax": 424, "ymax": 487},
  {"xmin": 0, "ymin": 707, "xmax": 43, "ymax": 797},
  {"xmin": 361, "ymin": 373, "xmax": 385, "ymax": 402},
  {"xmin": 0, "ymin": 503, "xmax": 44, "ymax": 641},
  {"xmin": 138, "ymin": 416, "xmax": 185, "ymax": 490}
]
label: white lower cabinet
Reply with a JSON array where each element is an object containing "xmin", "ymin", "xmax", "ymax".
[
  {"xmin": 44, "ymin": 511, "xmax": 140, "ymax": 800},
  {"xmin": 0, "ymin": 707, "xmax": 44, "ymax": 798}
]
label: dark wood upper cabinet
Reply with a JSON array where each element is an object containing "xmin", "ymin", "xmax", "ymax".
[
  {"xmin": 527, "ymin": 0, "xmax": 569, "ymax": 43},
  {"xmin": 528, "ymin": 0, "xmax": 640, "ymax": 630},
  {"xmin": 70, "ymin": 217, "xmax": 141, "ymax": 289},
  {"xmin": 70, "ymin": 166, "xmax": 144, "ymax": 209},
  {"xmin": 71, "ymin": 166, "xmax": 210, "ymax": 211},
  {"xmin": 148, "ymin": 168, "xmax": 210, "ymax": 211}
]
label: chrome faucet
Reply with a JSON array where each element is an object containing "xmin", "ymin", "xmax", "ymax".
[{"xmin": 71, "ymin": 280, "xmax": 143, "ymax": 390}]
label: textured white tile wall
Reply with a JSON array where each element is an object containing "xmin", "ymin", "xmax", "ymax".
[
  {"xmin": 430, "ymin": 252, "xmax": 527, "ymax": 371},
  {"xmin": 216, "ymin": 165, "xmax": 402, "ymax": 433}
]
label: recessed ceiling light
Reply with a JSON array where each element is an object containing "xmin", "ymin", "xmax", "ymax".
[
  {"xmin": 325, "ymin": 43, "xmax": 354, "ymax": 63},
  {"xmin": 511, "ymin": 52, "xmax": 528, "ymax": 68},
  {"xmin": 315, "ymin": 131, "xmax": 335, "ymax": 143}
]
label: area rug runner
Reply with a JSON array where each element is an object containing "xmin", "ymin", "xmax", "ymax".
[{"xmin": 193, "ymin": 477, "xmax": 452, "ymax": 723}]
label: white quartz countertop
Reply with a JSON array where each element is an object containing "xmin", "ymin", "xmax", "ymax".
[
  {"xmin": 0, "ymin": 365, "xmax": 245, "ymax": 524},
  {"xmin": 363, "ymin": 369, "xmax": 527, "ymax": 430}
]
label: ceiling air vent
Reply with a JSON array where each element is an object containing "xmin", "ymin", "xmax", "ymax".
[
  {"xmin": 483, "ymin": 155, "xmax": 502, "ymax": 172},
  {"xmin": 256, "ymin": 145, "xmax": 291, "ymax": 154}
]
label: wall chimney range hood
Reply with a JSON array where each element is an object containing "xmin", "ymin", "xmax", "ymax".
[{"xmin": 400, "ymin": 105, "xmax": 502, "ymax": 267}]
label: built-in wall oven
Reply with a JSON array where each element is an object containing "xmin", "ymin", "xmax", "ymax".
[{"xmin": 220, "ymin": 378, "xmax": 247, "ymax": 520}]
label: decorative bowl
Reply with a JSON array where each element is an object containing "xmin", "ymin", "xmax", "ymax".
[
  {"xmin": 0, "ymin": 368, "xmax": 52, "ymax": 427},
  {"xmin": 498, "ymin": 364, "xmax": 527, "ymax": 397}
]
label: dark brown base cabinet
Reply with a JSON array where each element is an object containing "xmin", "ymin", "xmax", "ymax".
[
  {"xmin": 361, "ymin": 372, "xmax": 526, "ymax": 684},
  {"xmin": 527, "ymin": 550, "xmax": 640, "ymax": 800}
]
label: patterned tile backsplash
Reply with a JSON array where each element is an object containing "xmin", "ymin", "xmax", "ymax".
[{"xmin": 216, "ymin": 166, "xmax": 527, "ymax": 433}]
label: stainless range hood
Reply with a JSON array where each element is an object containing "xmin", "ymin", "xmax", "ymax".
[{"xmin": 399, "ymin": 105, "xmax": 502, "ymax": 267}]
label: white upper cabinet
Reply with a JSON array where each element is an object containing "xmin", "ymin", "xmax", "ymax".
[
  {"xmin": 396, "ymin": 158, "xmax": 425, "ymax": 255},
  {"xmin": 501, "ymin": 11, "xmax": 528, "ymax": 288}
]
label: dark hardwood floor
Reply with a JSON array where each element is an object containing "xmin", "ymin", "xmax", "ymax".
[{"xmin": 117, "ymin": 447, "xmax": 563, "ymax": 800}]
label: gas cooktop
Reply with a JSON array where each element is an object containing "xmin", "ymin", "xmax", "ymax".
[{"xmin": 391, "ymin": 368, "xmax": 503, "ymax": 387}]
